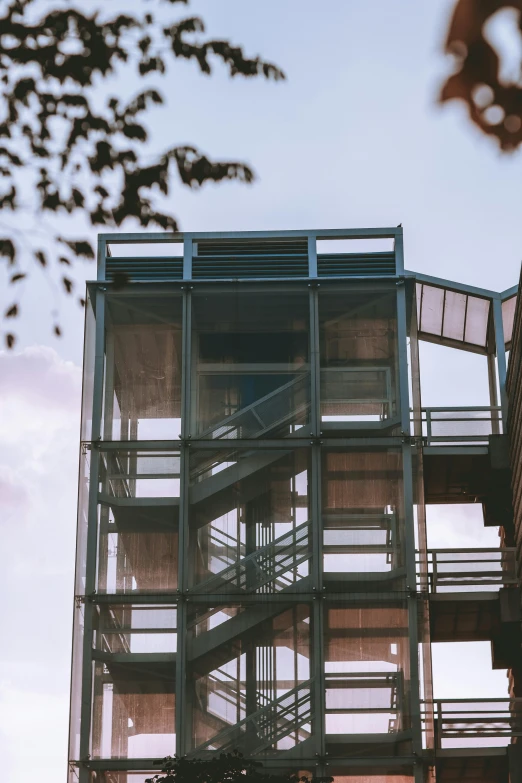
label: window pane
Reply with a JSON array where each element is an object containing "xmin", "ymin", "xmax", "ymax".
[
  {"xmin": 191, "ymin": 288, "xmax": 310, "ymax": 438},
  {"xmin": 319, "ymin": 287, "xmax": 399, "ymax": 427},
  {"xmin": 103, "ymin": 295, "xmax": 183, "ymax": 441}
]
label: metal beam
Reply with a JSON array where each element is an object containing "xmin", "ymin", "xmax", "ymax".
[
  {"xmin": 99, "ymin": 227, "xmax": 402, "ymax": 243},
  {"xmin": 493, "ymin": 296, "xmax": 509, "ymax": 422},
  {"xmin": 406, "ymin": 270, "xmax": 498, "ymax": 300}
]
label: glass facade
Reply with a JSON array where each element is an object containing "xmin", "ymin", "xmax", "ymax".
[{"xmin": 69, "ymin": 229, "xmax": 513, "ymax": 783}]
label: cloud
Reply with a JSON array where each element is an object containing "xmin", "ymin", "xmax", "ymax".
[
  {"xmin": 0, "ymin": 345, "xmax": 81, "ymax": 411},
  {"xmin": 0, "ymin": 346, "xmax": 82, "ymax": 782}
]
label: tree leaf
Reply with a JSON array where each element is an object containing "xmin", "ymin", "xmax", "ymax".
[
  {"xmin": 58, "ymin": 238, "xmax": 95, "ymax": 258},
  {"xmin": 0, "ymin": 239, "xmax": 16, "ymax": 264},
  {"xmin": 5, "ymin": 333, "xmax": 15, "ymax": 349},
  {"xmin": 62, "ymin": 276, "xmax": 73, "ymax": 293},
  {"xmin": 10, "ymin": 272, "xmax": 26, "ymax": 282},
  {"xmin": 5, "ymin": 303, "xmax": 18, "ymax": 317},
  {"xmin": 440, "ymin": 0, "xmax": 522, "ymax": 150}
]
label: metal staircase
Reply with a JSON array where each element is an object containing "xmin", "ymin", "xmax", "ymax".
[
  {"xmin": 196, "ymin": 373, "xmax": 311, "ymax": 440},
  {"xmin": 187, "ymin": 600, "xmax": 311, "ymax": 668},
  {"xmin": 191, "ymin": 520, "xmax": 311, "ymax": 595},
  {"xmin": 191, "ymin": 679, "xmax": 313, "ymax": 755}
]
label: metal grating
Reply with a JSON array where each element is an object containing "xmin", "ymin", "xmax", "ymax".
[
  {"xmin": 193, "ymin": 239, "xmax": 309, "ymax": 278},
  {"xmin": 105, "ymin": 256, "xmax": 183, "ymax": 282},
  {"xmin": 317, "ymin": 251, "xmax": 396, "ymax": 277}
]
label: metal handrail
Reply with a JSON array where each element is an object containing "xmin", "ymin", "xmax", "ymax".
[
  {"xmin": 191, "ymin": 520, "xmax": 311, "ymax": 594},
  {"xmin": 424, "ymin": 699, "xmax": 522, "ymax": 748},
  {"xmin": 192, "ymin": 679, "xmax": 313, "ymax": 754},
  {"xmin": 415, "ymin": 406, "xmax": 502, "ymax": 444},
  {"xmin": 417, "ymin": 548, "xmax": 517, "ymax": 592},
  {"xmin": 197, "ymin": 372, "xmax": 310, "ymax": 440}
]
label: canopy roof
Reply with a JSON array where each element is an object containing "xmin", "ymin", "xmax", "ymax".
[{"xmin": 408, "ymin": 272, "xmax": 517, "ymax": 355}]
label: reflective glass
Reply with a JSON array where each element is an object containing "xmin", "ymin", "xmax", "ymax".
[
  {"xmin": 96, "ymin": 451, "xmax": 179, "ymax": 593},
  {"xmin": 191, "ymin": 288, "xmax": 310, "ymax": 437},
  {"xmin": 188, "ymin": 448, "xmax": 311, "ymax": 593},
  {"xmin": 324, "ymin": 603, "xmax": 411, "ymax": 743},
  {"xmin": 91, "ymin": 661, "xmax": 175, "ymax": 759},
  {"xmin": 187, "ymin": 604, "xmax": 311, "ymax": 756},
  {"xmin": 94, "ymin": 605, "xmax": 177, "ymax": 654},
  {"xmin": 102, "ymin": 295, "xmax": 183, "ymax": 441},
  {"xmin": 319, "ymin": 287, "xmax": 399, "ymax": 427},
  {"xmin": 322, "ymin": 450, "xmax": 406, "ymax": 588}
]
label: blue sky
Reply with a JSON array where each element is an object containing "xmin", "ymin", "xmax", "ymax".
[{"xmin": 0, "ymin": 1, "xmax": 521, "ymax": 780}]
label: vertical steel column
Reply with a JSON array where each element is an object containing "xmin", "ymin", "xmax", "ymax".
[
  {"xmin": 78, "ymin": 239, "xmax": 107, "ymax": 782},
  {"xmin": 488, "ymin": 353, "xmax": 500, "ymax": 435},
  {"xmin": 493, "ymin": 296, "xmax": 508, "ymax": 425},
  {"xmin": 397, "ymin": 280, "xmax": 424, "ymax": 764},
  {"xmin": 309, "ymin": 283, "xmax": 326, "ymax": 768},
  {"xmin": 308, "ymin": 235, "xmax": 318, "ymax": 279},
  {"xmin": 176, "ymin": 446, "xmax": 189, "ymax": 756},
  {"xmin": 394, "ymin": 228, "xmax": 405, "ymax": 274},
  {"xmin": 176, "ymin": 278, "xmax": 192, "ymax": 756},
  {"xmin": 183, "ymin": 233, "xmax": 193, "ymax": 281}
]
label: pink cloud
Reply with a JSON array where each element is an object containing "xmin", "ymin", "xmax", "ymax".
[{"xmin": 0, "ymin": 346, "xmax": 81, "ymax": 411}]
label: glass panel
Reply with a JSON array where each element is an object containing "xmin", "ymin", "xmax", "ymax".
[
  {"xmin": 319, "ymin": 287, "xmax": 399, "ymax": 426},
  {"xmin": 97, "ymin": 451, "xmax": 179, "ymax": 593},
  {"xmin": 188, "ymin": 448, "xmax": 311, "ymax": 593},
  {"xmin": 419, "ymin": 285, "xmax": 443, "ymax": 336},
  {"xmin": 76, "ymin": 451, "xmax": 91, "ymax": 595},
  {"xmin": 70, "ymin": 451, "xmax": 90, "ymax": 758},
  {"xmin": 81, "ymin": 292, "xmax": 96, "ymax": 442},
  {"xmin": 95, "ymin": 605, "xmax": 177, "ymax": 653},
  {"xmin": 69, "ymin": 602, "xmax": 85, "ymax": 761},
  {"xmin": 187, "ymin": 604, "xmax": 311, "ymax": 755},
  {"xmin": 441, "ymin": 290, "xmax": 466, "ymax": 341},
  {"xmin": 102, "ymin": 295, "xmax": 183, "ymax": 441},
  {"xmin": 91, "ymin": 662, "xmax": 175, "ymax": 759},
  {"xmin": 191, "ymin": 288, "xmax": 310, "ymax": 437},
  {"xmin": 464, "ymin": 296, "xmax": 490, "ymax": 347},
  {"xmin": 322, "ymin": 450, "xmax": 406, "ymax": 587},
  {"xmin": 502, "ymin": 295, "xmax": 517, "ymax": 345},
  {"xmin": 324, "ymin": 603, "xmax": 411, "ymax": 740}
]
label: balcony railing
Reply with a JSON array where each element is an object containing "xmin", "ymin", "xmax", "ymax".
[
  {"xmin": 415, "ymin": 407, "xmax": 502, "ymax": 445},
  {"xmin": 428, "ymin": 699, "xmax": 522, "ymax": 749},
  {"xmin": 418, "ymin": 548, "xmax": 518, "ymax": 593}
]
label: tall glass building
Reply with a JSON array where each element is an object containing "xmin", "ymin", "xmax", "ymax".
[{"xmin": 69, "ymin": 228, "xmax": 520, "ymax": 783}]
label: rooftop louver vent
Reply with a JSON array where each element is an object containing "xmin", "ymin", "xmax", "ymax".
[
  {"xmin": 105, "ymin": 256, "xmax": 183, "ymax": 282},
  {"xmin": 192, "ymin": 239, "xmax": 309, "ymax": 279},
  {"xmin": 317, "ymin": 252, "xmax": 396, "ymax": 277}
]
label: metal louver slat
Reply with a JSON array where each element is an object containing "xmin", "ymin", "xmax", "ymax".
[
  {"xmin": 106, "ymin": 257, "xmax": 183, "ymax": 282},
  {"xmin": 317, "ymin": 252, "xmax": 396, "ymax": 277}
]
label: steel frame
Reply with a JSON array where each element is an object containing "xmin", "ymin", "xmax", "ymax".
[{"xmin": 70, "ymin": 227, "xmax": 515, "ymax": 783}]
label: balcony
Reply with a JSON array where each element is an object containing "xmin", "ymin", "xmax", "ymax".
[
  {"xmin": 420, "ymin": 549, "xmax": 517, "ymax": 593},
  {"xmin": 419, "ymin": 407, "xmax": 502, "ymax": 446},
  {"xmin": 429, "ymin": 699, "xmax": 522, "ymax": 749},
  {"xmin": 419, "ymin": 548, "xmax": 518, "ymax": 644}
]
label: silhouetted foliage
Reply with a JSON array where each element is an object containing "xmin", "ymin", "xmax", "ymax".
[
  {"xmin": 143, "ymin": 752, "xmax": 332, "ymax": 783},
  {"xmin": 0, "ymin": 0, "xmax": 285, "ymax": 347},
  {"xmin": 441, "ymin": 0, "xmax": 522, "ymax": 150}
]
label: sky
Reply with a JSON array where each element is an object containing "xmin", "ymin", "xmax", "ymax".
[{"xmin": 1, "ymin": 1, "xmax": 522, "ymax": 781}]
